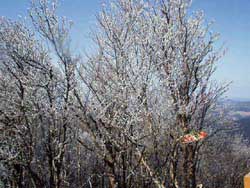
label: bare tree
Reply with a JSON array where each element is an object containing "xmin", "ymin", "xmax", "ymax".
[
  {"xmin": 0, "ymin": 0, "xmax": 80, "ymax": 187},
  {"xmin": 79, "ymin": 0, "xmax": 229, "ymax": 188}
]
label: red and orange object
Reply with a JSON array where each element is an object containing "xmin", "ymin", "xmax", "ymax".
[{"xmin": 181, "ymin": 131, "xmax": 208, "ymax": 144}]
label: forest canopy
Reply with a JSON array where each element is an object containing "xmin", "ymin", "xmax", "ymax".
[{"xmin": 0, "ymin": 0, "xmax": 249, "ymax": 188}]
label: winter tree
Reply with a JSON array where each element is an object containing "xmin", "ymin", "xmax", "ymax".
[{"xmin": 80, "ymin": 0, "xmax": 228, "ymax": 187}]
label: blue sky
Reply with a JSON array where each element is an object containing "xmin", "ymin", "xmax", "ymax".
[{"xmin": 0, "ymin": 0, "xmax": 250, "ymax": 100}]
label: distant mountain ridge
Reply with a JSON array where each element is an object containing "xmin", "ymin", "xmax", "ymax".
[
  {"xmin": 222, "ymin": 99, "xmax": 250, "ymax": 141},
  {"xmin": 229, "ymin": 98, "xmax": 250, "ymax": 102}
]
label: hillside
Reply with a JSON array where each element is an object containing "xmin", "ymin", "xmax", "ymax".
[{"xmin": 223, "ymin": 99, "xmax": 250, "ymax": 141}]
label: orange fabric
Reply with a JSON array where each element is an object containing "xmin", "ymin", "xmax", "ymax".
[
  {"xmin": 182, "ymin": 131, "xmax": 208, "ymax": 144},
  {"xmin": 199, "ymin": 131, "xmax": 208, "ymax": 139},
  {"xmin": 244, "ymin": 173, "xmax": 250, "ymax": 188}
]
